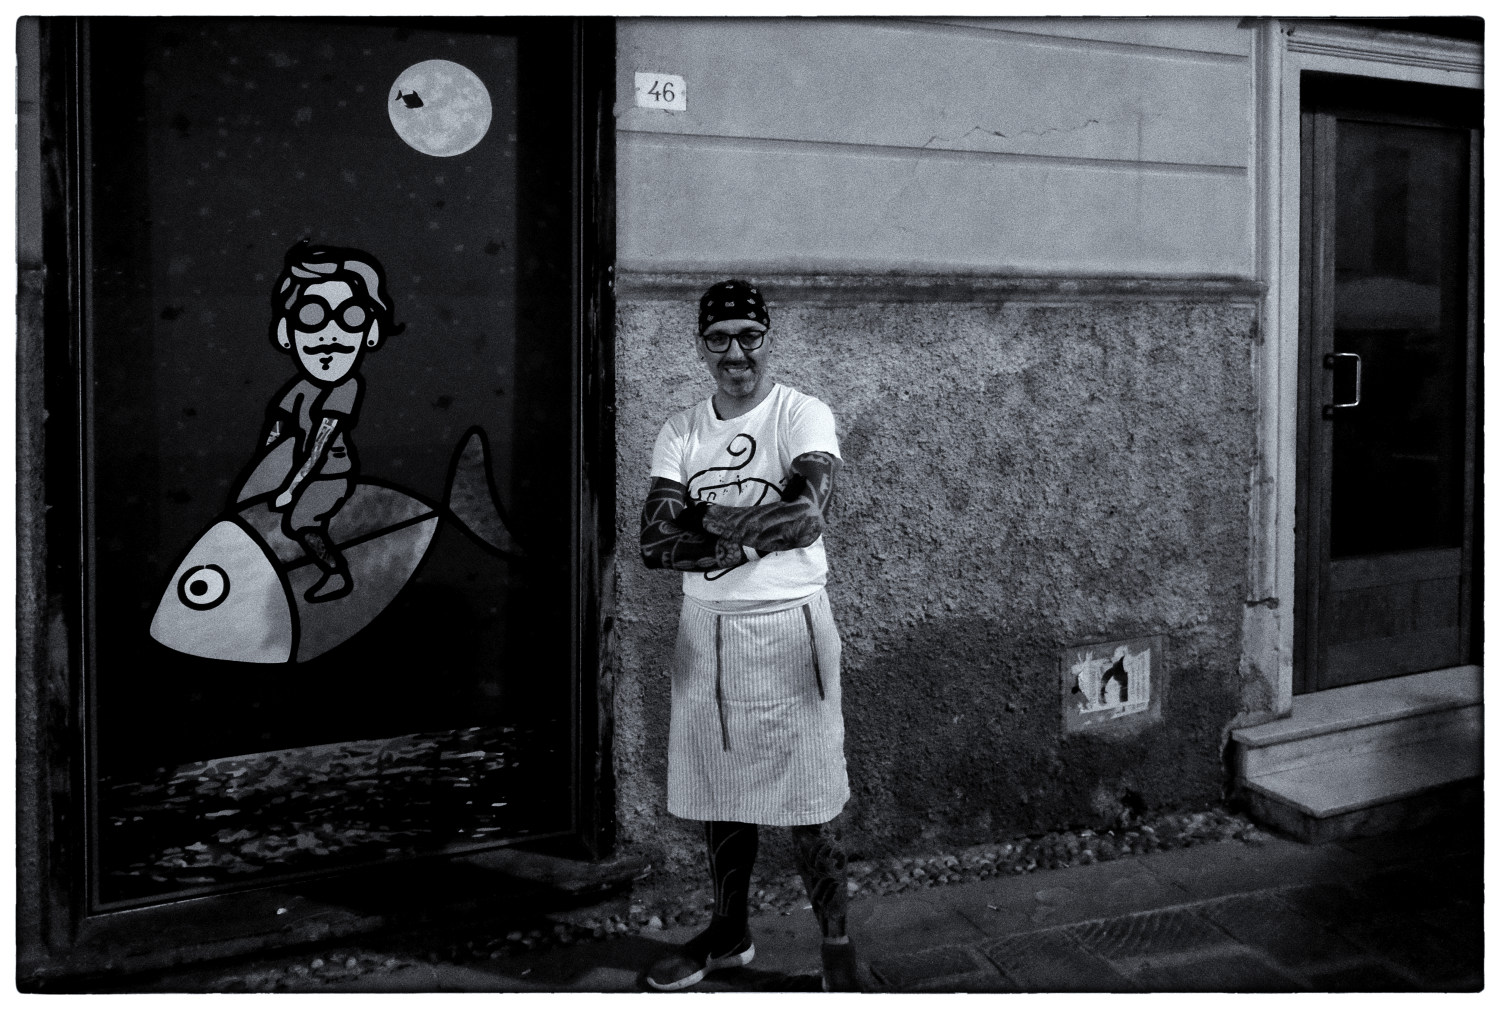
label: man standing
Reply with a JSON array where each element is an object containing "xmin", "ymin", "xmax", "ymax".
[{"xmin": 640, "ymin": 280, "xmax": 858, "ymax": 992}]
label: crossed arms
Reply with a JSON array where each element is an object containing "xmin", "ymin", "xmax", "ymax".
[{"xmin": 639, "ymin": 451, "xmax": 841, "ymax": 571}]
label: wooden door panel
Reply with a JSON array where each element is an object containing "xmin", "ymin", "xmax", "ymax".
[
  {"xmin": 1327, "ymin": 546, "xmax": 1461, "ymax": 590},
  {"xmin": 1325, "ymin": 628, "xmax": 1465, "ymax": 687},
  {"xmin": 1324, "ymin": 549, "xmax": 1463, "ymax": 687},
  {"xmin": 1328, "ymin": 570, "xmax": 1460, "ymax": 641}
]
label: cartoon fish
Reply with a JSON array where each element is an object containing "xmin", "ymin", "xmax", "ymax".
[
  {"xmin": 149, "ymin": 427, "xmax": 517, "ymax": 664},
  {"xmin": 394, "ymin": 89, "xmax": 424, "ymax": 109}
]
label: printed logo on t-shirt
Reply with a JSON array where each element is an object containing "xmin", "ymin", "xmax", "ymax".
[
  {"xmin": 687, "ymin": 434, "xmax": 785, "ymax": 508},
  {"xmin": 687, "ymin": 433, "xmax": 787, "ymax": 582}
]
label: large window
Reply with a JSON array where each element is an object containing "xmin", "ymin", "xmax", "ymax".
[{"xmin": 34, "ymin": 16, "xmax": 611, "ymax": 918}]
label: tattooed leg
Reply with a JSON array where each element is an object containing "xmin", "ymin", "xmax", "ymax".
[
  {"xmin": 793, "ymin": 819, "xmax": 861, "ymax": 991},
  {"xmin": 790, "ymin": 819, "xmax": 849, "ymax": 940},
  {"xmin": 300, "ymin": 527, "xmax": 344, "ymax": 573},
  {"xmin": 299, "ymin": 527, "xmax": 351, "ymax": 603},
  {"xmin": 679, "ymin": 821, "xmax": 758, "ymax": 960},
  {"xmin": 645, "ymin": 821, "xmax": 759, "ymax": 991},
  {"xmin": 707, "ymin": 821, "xmax": 758, "ymax": 947}
]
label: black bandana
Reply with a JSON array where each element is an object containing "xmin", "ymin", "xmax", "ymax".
[{"xmin": 698, "ymin": 279, "xmax": 769, "ymax": 334}]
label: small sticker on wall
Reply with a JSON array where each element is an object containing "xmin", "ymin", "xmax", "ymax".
[
  {"xmin": 1060, "ymin": 635, "xmax": 1166, "ymax": 734},
  {"xmin": 635, "ymin": 73, "xmax": 686, "ymax": 111}
]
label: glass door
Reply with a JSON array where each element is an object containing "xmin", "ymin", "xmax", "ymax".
[
  {"xmin": 77, "ymin": 16, "xmax": 590, "ymax": 909},
  {"xmin": 1296, "ymin": 74, "xmax": 1481, "ymax": 692}
]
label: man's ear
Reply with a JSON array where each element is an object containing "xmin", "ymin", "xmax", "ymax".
[
  {"xmin": 365, "ymin": 320, "xmax": 381, "ymax": 350},
  {"xmin": 276, "ymin": 318, "xmax": 292, "ymax": 350}
]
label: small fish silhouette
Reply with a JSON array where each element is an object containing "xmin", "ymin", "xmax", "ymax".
[{"xmin": 394, "ymin": 89, "xmax": 424, "ymax": 109}]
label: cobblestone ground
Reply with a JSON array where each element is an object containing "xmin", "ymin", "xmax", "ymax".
[
  {"xmin": 866, "ymin": 810, "xmax": 1483, "ymax": 994},
  {"xmin": 159, "ymin": 805, "xmax": 1264, "ymax": 990},
  {"xmin": 84, "ymin": 802, "xmax": 1482, "ymax": 993},
  {"xmin": 871, "ymin": 846, "xmax": 1483, "ymax": 993}
]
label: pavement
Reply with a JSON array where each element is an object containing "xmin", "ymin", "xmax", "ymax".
[{"xmin": 98, "ymin": 807, "xmax": 1483, "ymax": 993}]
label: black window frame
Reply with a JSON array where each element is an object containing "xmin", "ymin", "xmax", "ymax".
[{"xmin": 16, "ymin": 14, "xmax": 616, "ymax": 984}]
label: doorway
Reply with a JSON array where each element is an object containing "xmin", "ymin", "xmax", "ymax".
[
  {"xmin": 37, "ymin": 16, "xmax": 614, "ymax": 916},
  {"xmin": 1294, "ymin": 73, "xmax": 1482, "ymax": 694}
]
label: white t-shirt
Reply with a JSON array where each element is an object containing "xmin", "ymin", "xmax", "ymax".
[{"xmin": 650, "ymin": 383, "xmax": 841, "ymax": 601}]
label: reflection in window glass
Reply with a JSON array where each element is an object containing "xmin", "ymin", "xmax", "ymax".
[
  {"xmin": 86, "ymin": 19, "xmax": 572, "ymax": 906},
  {"xmin": 1329, "ymin": 119, "xmax": 1469, "ymax": 557}
]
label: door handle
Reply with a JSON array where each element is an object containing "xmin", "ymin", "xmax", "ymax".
[{"xmin": 1323, "ymin": 352, "xmax": 1362, "ymax": 417}]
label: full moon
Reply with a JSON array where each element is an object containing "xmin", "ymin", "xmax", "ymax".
[{"xmin": 388, "ymin": 60, "xmax": 493, "ymax": 158}]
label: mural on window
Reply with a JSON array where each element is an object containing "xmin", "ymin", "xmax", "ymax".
[
  {"xmin": 151, "ymin": 243, "xmax": 520, "ymax": 662},
  {"xmin": 87, "ymin": 20, "xmax": 574, "ymax": 906}
]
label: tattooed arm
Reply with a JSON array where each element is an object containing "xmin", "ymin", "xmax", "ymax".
[
  {"xmin": 640, "ymin": 478, "xmax": 749, "ymax": 571},
  {"xmin": 273, "ymin": 415, "xmax": 340, "ymax": 510},
  {"xmin": 693, "ymin": 451, "xmax": 841, "ymax": 554}
]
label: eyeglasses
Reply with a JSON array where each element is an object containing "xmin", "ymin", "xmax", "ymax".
[
  {"xmin": 293, "ymin": 295, "xmax": 375, "ymax": 333},
  {"xmin": 701, "ymin": 328, "xmax": 767, "ymax": 354}
]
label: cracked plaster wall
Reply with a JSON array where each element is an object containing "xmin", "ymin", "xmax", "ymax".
[
  {"xmin": 615, "ymin": 17, "xmax": 1254, "ymax": 275},
  {"xmin": 612, "ymin": 293, "xmax": 1258, "ymax": 868}
]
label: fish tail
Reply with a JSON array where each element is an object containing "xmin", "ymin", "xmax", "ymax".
[{"xmin": 446, "ymin": 427, "xmax": 522, "ymax": 557}]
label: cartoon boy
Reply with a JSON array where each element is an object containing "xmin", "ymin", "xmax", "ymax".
[{"xmin": 261, "ymin": 241, "xmax": 396, "ymax": 603}]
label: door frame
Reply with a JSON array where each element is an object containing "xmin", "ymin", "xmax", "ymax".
[
  {"xmin": 1293, "ymin": 73, "xmax": 1481, "ymax": 693},
  {"xmin": 16, "ymin": 15, "xmax": 616, "ymax": 983},
  {"xmin": 1244, "ymin": 18, "xmax": 1481, "ymax": 717}
]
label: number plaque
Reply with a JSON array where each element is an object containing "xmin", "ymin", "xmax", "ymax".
[{"xmin": 635, "ymin": 72, "xmax": 686, "ymax": 111}]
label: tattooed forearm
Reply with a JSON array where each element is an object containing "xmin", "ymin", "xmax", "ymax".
[
  {"xmin": 704, "ymin": 503, "xmax": 822, "ymax": 554},
  {"xmin": 792, "ymin": 450, "xmax": 840, "ymax": 512},
  {"xmin": 282, "ymin": 415, "xmax": 339, "ymax": 498},
  {"xmin": 700, "ymin": 451, "xmax": 841, "ymax": 553},
  {"xmin": 640, "ymin": 478, "xmax": 746, "ymax": 572}
]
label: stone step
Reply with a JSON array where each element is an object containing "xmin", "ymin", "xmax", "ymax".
[
  {"xmin": 1232, "ymin": 666, "xmax": 1482, "ymax": 843},
  {"xmin": 1231, "ymin": 665, "xmax": 1480, "ymax": 775},
  {"xmin": 1242, "ymin": 736, "xmax": 1482, "ymax": 843},
  {"xmin": 1236, "ymin": 703, "xmax": 1480, "ymax": 778}
]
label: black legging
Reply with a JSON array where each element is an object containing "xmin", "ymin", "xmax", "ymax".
[
  {"xmin": 705, "ymin": 819, "xmax": 758, "ymax": 925},
  {"xmin": 700, "ymin": 819, "xmax": 848, "ymax": 948}
]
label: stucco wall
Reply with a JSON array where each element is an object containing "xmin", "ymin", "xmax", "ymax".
[
  {"xmin": 611, "ymin": 16, "xmax": 1266, "ymax": 868},
  {"xmin": 613, "ymin": 283, "xmax": 1258, "ymax": 866}
]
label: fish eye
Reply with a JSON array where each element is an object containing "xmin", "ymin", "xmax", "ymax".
[{"xmin": 178, "ymin": 564, "xmax": 230, "ymax": 610}]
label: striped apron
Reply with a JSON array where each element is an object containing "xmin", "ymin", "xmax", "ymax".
[{"xmin": 666, "ymin": 588, "xmax": 849, "ymax": 826}]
